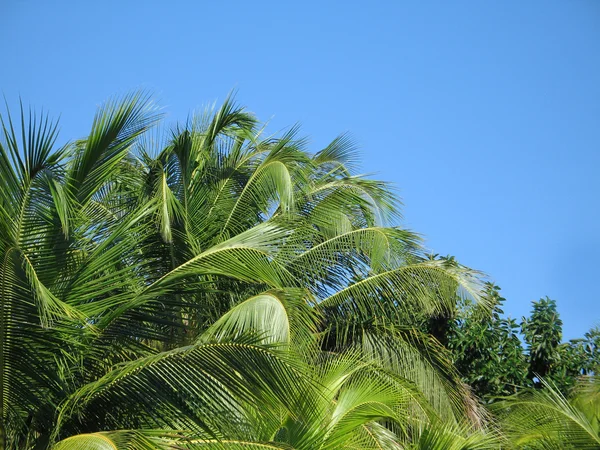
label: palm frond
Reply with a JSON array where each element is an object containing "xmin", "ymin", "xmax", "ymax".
[
  {"xmin": 66, "ymin": 91, "xmax": 160, "ymax": 205},
  {"xmin": 53, "ymin": 430, "xmax": 188, "ymax": 450},
  {"xmin": 203, "ymin": 289, "xmax": 317, "ymax": 346},
  {"xmin": 55, "ymin": 339, "xmax": 312, "ymax": 442},
  {"xmin": 317, "ymin": 258, "xmax": 485, "ymax": 321},
  {"xmin": 494, "ymin": 377, "xmax": 600, "ymax": 449}
]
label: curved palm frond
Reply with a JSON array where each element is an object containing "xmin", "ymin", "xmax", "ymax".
[
  {"xmin": 53, "ymin": 430, "xmax": 190, "ymax": 450},
  {"xmin": 317, "ymin": 258, "xmax": 485, "ymax": 321},
  {"xmin": 55, "ymin": 338, "xmax": 313, "ymax": 444},
  {"xmin": 203, "ymin": 289, "xmax": 318, "ymax": 346},
  {"xmin": 494, "ymin": 377, "xmax": 600, "ymax": 449}
]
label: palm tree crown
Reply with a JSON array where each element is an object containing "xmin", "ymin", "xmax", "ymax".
[{"xmin": 0, "ymin": 93, "xmax": 492, "ymax": 449}]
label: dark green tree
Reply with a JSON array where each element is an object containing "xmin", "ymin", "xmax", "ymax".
[
  {"xmin": 557, "ymin": 338, "xmax": 589, "ymax": 391},
  {"xmin": 448, "ymin": 283, "xmax": 528, "ymax": 400},
  {"xmin": 583, "ymin": 326, "xmax": 600, "ymax": 374},
  {"xmin": 521, "ymin": 297, "xmax": 563, "ymax": 388},
  {"xmin": 554, "ymin": 326, "xmax": 600, "ymax": 392}
]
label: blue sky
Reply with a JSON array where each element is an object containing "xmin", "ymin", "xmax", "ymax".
[{"xmin": 2, "ymin": 1, "xmax": 599, "ymax": 339}]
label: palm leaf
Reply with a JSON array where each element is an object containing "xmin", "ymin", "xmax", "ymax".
[{"xmin": 495, "ymin": 377, "xmax": 600, "ymax": 449}]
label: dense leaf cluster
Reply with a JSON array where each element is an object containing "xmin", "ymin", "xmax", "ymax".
[
  {"xmin": 445, "ymin": 287, "xmax": 600, "ymax": 400},
  {"xmin": 448, "ymin": 284, "xmax": 528, "ymax": 399}
]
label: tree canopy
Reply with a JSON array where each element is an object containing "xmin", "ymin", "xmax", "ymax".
[{"xmin": 0, "ymin": 93, "xmax": 597, "ymax": 449}]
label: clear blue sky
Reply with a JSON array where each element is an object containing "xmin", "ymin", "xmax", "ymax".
[{"xmin": 2, "ymin": 1, "xmax": 599, "ymax": 339}]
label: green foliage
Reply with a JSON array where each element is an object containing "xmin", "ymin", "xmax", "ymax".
[
  {"xmin": 521, "ymin": 297, "xmax": 564, "ymax": 387},
  {"xmin": 551, "ymin": 326, "xmax": 600, "ymax": 393},
  {"xmin": 447, "ymin": 288, "xmax": 598, "ymax": 399},
  {"xmin": 583, "ymin": 327, "xmax": 600, "ymax": 374},
  {"xmin": 2, "ymin": 93, "xmax": 596, "ymax": 450},
  {"xmin": 448, "ymin": 283, "xmax": 527, "ymax": 400}
]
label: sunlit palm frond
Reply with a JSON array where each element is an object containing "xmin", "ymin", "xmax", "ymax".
[
  {"xmin": 409, "ymin": 421, "xmax": 503, "ymax": 450},
  {"xmin": 495, "ymin": 377, "xmax": 600, "ymax": 449},
  {"xmin": 317, "ymin": 258, "xmax": 485, "ymax": 322},
  {"xmin": 203, "ymin": 289, "xmax": 318, "ymax": 346},
  {"xmin": 53, "ymin": 430, "xmax": 190, "ymax": 450}
]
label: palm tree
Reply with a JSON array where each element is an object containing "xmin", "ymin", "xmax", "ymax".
[
  {"xmin": 0, "ymin": 93, "xmax": 490, "ymax": 449},
  {"xmin": 495, "ymin": 377, "xmax": 600, "ymax": 449}
]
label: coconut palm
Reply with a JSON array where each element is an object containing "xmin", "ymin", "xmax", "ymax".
[{"xmin": 0, "ymin": 93, "xmax": 490, "ymax": 449}]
